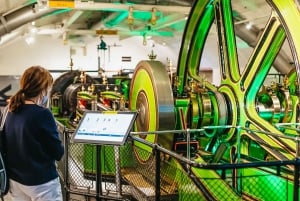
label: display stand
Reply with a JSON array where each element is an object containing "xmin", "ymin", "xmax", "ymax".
[{"xmin": 73, "ymin": 111, "xmax": 137, "ymax": 200}]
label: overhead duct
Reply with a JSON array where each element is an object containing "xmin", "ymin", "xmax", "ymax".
[
  {"xmin": 0, "ymin": 3, "xmax": 59, "ymax": 36},
  {"xmin": 235, "ymin": 23, "xmax": 293, "ymax": 75}
]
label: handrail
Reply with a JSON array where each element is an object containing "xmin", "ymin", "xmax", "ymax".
[{"xmin": 129, "ymin": 134, "xmax": 300, "ymax": 170}]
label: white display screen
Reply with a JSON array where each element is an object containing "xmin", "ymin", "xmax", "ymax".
[{"xmin": 73, "ymin": 111, "xmax": 137, "ymax": 145}]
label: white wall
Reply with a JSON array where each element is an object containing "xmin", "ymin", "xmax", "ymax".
[
  {"xmin": 0, "ymin": 34, "xmax": 182, "ymax": 76},
  {"xmin": 0, "ymin": 33, "xmax": 226, "ymax": 87}
]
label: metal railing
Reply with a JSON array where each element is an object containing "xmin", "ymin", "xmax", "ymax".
[{"xmin": 56, "ymin": 122, "xmax": 300, "ymax": 201}]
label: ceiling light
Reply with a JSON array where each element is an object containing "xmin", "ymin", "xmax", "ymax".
[
  {"xmin": 148, "ymin": 50, "xmax": 157, "ymax": 60},
  {"xmin": 143, "ymin": 33, "xmax": 147, "ymax": 46},
  {"xmin": 246, "ymin": 22, "xmax": 252, "ymax": 30},
  {"xmin": 25, "ymin": 35, "xmax": 35, "ymax": 45},
  {"xmin": 30, "ymin": 26, "xmax": 37, "ymax": 34},
  {"xmin": 128, "ymin": 6, "xmax": 134, "ymax": 25},
  {"xmin": 62, "ymin": 32, "xmax": 68, "ymax": 45},
  {"xmin": 150, "ymin": 8, "xmax": 157, "ymax": 25},
  {"xmin": 69, "ymin": 58, "xmax": 74, "ymax": 70}
]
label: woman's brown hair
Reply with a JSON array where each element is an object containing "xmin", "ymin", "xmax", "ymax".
[{"xmin": 8, "ymin": 66, "xmax": 53, "ymax": 112}]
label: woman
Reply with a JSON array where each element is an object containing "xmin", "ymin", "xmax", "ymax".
[{"xmin": 3, "ymin": 66, "xmax": 64, "ymax": 201}]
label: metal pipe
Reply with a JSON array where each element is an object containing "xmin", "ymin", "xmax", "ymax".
[
  {"xmin": 130, "ymin": 134, "xmax": 299, "ymax": 169},
  {"xmin": 131, "ymin": 128, "xmax": 204, "ymax": 135},
  {"xmin": 0, "ymin": 3, "xmax": 58, "ymax": 36}
]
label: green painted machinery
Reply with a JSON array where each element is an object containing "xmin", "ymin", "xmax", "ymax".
[
  {"xmin": 51, "ymin": 70, "xmax": 134, "ymax": 177},
  {"xmin": 128, "ymin": 0, "xmax": 300, "ymax": 200},
  {"xmin": 51, "ymin": 1, "xmax": 300, "ymax": 200}
]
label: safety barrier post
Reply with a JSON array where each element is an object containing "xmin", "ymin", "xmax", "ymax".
[
  {"xmin": 63, "ymin": 128, "xmax": 70, "ymax": 201},
  {"xmin": 114, "ymin": 146, "xmax": 121, "ymax": 197},
  {"xmin": 186, "ymin": 128, "xmax": 191, "ymax": 160},
  {"xmin": 154, "ymin": 145, "xmax": 161, "ymax": 201},
  {"xmin": 294, "ymin": 137, "xmax": 300, "ymax": 201},
  {"xmin": 96, "ymin": 145, "xmax": 102, "ymax": 201}
]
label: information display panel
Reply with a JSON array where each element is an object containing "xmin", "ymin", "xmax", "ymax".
[{"xmin": 73, "ymin": 111, "xmax": 137, "ymax": 145}]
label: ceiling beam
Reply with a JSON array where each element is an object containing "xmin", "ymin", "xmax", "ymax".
[
  {"xmin": 104, "ymin": 11, "xmax": 128, "ymax": 28},
  {"xmin": 64, "ymin": 10, "xmax": 84, "ymax": 28},
  {"xmin": 148, "ymin": 13, "xmax": 187, "ymax": 31}
]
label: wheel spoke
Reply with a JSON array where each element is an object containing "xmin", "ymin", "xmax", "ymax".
[
  {"xmin": 174, "ymin": 0, "xmax": 300, "ymax": 161},
  {"xmin": 216, "ymin": 0, "xmax": 240, "ymax": 82}
]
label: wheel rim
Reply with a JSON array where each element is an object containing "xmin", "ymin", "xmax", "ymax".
[
  {"xmin": 176, "ymin": 0, "xmax": 300, "ymax": 161},
  {"xmin": 129, "ymin": 60, "xmax": 175, "ymax": 163}
]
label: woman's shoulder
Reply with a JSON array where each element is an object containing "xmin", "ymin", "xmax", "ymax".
[{"xmin": 21, "ymin": 104, "xmax": 52, "ymax": 116}]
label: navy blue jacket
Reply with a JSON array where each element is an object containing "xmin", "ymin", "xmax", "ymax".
[{"xmin": 4, "ymin": 104, "xmax": 64, "ymax": 185}]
